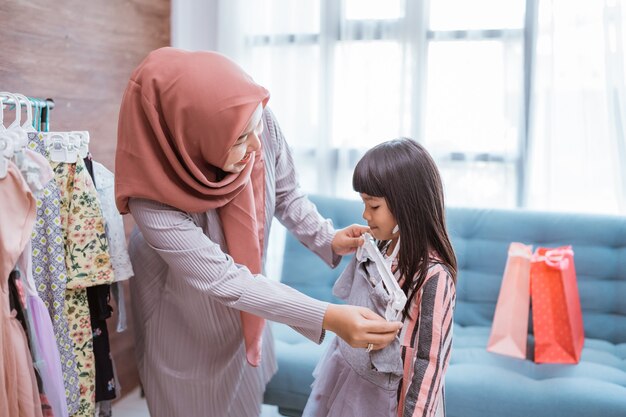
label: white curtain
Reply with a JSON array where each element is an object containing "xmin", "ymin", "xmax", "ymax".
[
  {"xmin": 527, "ymin": 0, "xmax": 626, "ymax": 214},
  {"xmin": 173, "ymin": 0, "xmax": 626, "ymax": 215},
  {"xmin": 216, "ymin": 0, "xmax": 423, "ymax": 199},
  {"xmin": 171, "ymin": 0, "xmax": 626, "ymax": 280}
]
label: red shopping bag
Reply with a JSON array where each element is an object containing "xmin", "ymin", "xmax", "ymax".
[
  {"xmin": 530, "ymin": 246, "xmax": 584, "ymax": 364},
  {"xmin": 487, "ymin": 243, "xmax": 533, "ymax": 359}
]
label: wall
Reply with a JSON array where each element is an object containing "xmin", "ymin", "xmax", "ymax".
[
  {"xmin": 171, "ymin": 0, "xmax": 248, "ymax": 62},
  {"xmin": 0, "ymin": 0, "xmax": 170, "ymax": 398},
  {"xmin": 171, "ymin": 0, "xmax": 218, "ymax": 51}
]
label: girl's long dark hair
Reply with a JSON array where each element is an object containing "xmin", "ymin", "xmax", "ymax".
[{"xmin": 353, "ymin": 138, "xmax": 457, "ymax": 318}]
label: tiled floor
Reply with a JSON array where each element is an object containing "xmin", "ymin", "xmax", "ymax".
[{"xmin": 113, "ymin": 387, "xmax": 285, "ymax": 416}]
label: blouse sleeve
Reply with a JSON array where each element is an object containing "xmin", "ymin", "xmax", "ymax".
[
  {"xmin": 402, "ymin": 267, "xmax": 456, "ymax": 417},
  {"xmin": 265, "ymin": 109, "xmax": 341, "ymax": 269},
  {"xmin": 128, "ymin": 197, "xmax": 329, "ymax": 343}
]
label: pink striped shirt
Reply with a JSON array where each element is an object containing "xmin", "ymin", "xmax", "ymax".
[{"xmin": 390, "ymin": 253, "xmax": 456, "ymax": 417}]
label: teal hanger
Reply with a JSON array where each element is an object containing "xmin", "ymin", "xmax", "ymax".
[
  {"xmin": 36, "ymin": 99, "xmax": 42, "ymax": 132},
  {"xmin": 43, "ymin": 99, "xmax": 50, "ymax": 132},
  {"xmin": 29, "ymin": 98, "xmax": 38, "ymax": 131}
]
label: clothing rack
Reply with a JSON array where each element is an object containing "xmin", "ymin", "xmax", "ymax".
[
  {"xmin": 1, "ymin": 96, "xmax": 55, "ymax": 132},
  {"xmin": 1, "ymin": 96, "xmax": 55, "ymax": 110},
  {"xmin": 1, "ymin": 92, "xmax": 132, "ymax": 416}
]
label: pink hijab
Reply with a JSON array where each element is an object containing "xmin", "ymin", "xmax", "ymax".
[{"xmin": 115, "ymin": 47, "xmax": 270, "ymax": 366}]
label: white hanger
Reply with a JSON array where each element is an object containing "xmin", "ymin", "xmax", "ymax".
[
  {"xmin": 0, "ymin": 92, "xmax": 28, "ymax": 152},
  {"xmin": 0, "ymin": 92, "xmax": 21, "ymax": 130},
  {"xmin": 0, "ymin": 94, "xmax": 23, "ymax": 179},
  {"xmin": 39, "ymin": 131, "xmax": 78, "ymax": 163},
  {"xmin": 357, "ymin": 232, "xmax": 407, "ymax": 321},
  {"xmin": 38, "ymin": 129, "xmax": 90, "ymax": 163},
  {"xmin": 70, "ymin": 131, "xmax": 90, "ymax": 159},
  {"xmin": 13, "ymin": 93, "xmax": 37, "ymax": 133}
]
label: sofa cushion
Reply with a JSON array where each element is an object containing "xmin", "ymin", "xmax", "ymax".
[{"xmin": 448, "ymin": 326, "xmax": 626, "ymax": 417}]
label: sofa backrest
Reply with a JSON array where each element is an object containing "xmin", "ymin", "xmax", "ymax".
[{"xmin": 280, "ymin": 195, "xmax": 626, "ymax": 344}]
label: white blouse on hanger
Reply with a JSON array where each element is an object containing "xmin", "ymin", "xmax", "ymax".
[{"xmin": 93, "ymin": 161, "xmax": 134, "ymax": 281}]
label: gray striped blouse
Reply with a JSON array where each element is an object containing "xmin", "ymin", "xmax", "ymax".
[{"xmin": 127, "ymin": 108, "xmax": 338, "ymax": 417}]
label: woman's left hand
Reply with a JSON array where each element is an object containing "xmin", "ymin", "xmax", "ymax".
[{"xmin": 331, "ymin": 224, "xmax": 369, "ymax": 256}]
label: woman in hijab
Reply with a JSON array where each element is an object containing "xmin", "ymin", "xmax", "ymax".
[{"xmin": 115, "ymin": 47, "xmax": 402, "ymax": 417}]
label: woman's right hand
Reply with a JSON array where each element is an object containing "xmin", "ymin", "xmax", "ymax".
[{"xmin": 322, "ymin": 304, "xmax": 403, "ymax": 351}]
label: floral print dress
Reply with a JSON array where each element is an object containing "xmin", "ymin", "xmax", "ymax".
[{"xmin": 50, "ymin": 155, "xmax": 115, "ymax": 417}]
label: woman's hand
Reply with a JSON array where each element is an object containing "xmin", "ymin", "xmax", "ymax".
[
  {"xmin": 322, "ymin": 304, "xmax": 403, "ymax": 351},
  {"xmin": 331, "ymin": 224, "xmax": 369, "ymax": 256}
]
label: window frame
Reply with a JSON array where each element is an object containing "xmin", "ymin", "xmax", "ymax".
[{"xmin": 244, "ymin": 0, "xmax": 539, "ymax": 206}]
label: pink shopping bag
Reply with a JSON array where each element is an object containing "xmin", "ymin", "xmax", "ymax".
[
  {"xmin": 531, "ymin": 246, "xmax": 584, "ymax": 364},
  {"xmin": 487, "ymin": 242, "xmax": 533, "ymax": 359}
]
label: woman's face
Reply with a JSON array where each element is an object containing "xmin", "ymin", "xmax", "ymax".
[
  {"xmin": 221, "ymin": 104, "xmax": 264, "ymax": 173},
  {"xmin": 360, "ymin": 193, "xmax": 398, "ymax": 241}
]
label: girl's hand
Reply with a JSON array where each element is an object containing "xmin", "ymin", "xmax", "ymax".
[
  {"xmin": 322, "ymin": 304, "xmax": 403, "ymax": 350},
  {"xmin": 331, "ymin": 224, "xmax": 369, "ymax": 256}
]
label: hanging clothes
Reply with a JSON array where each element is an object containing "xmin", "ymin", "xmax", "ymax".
[
  {"xmin": 50, "ymin": 155, "xmax": 116, "ymax": 417},
  {"xmin": 52, "ymin": 157, "xmax": 115, "ymax": 289},
  {"xmin": 17, "ymin": 241, "xmax": 70, "ymax": 417},
  {"xmin": 92, "ymin": 161, "xmax": 134, "ymax": 282},
  {"xmin": 8, "ymin": 268, "xmax": 53, "ymax": 417},
  {"xmin": 27, "ymin": 132, "xmax": 82, "ymax": 415},
  {"xmin": 83, "ymin": 157, "xmax": 117, "ymax": 403},
  {"xmin": 2, "ymin": 95, "xmax": 124, "ymax": 417},
  {"xmin": 86, "ymin": 286, "xmax": 116, "ymax": 402},
  {"xmin": 0, "ymin": 161, "xmax": 43, "ymax": 417},
  {"xmin": 18, "ymin": 135, "xmax": 71, "ymax": 417},
  {"xmin": 6, "ymin": 269, "xmax": 44, "ymax": 417},
  {"xmin": 0, "ymin": 160, "xmax": 36, "ymax": 281},
  {"xmin": 93, "ymin": 160, "xmax": 134, "ymax": 333}
]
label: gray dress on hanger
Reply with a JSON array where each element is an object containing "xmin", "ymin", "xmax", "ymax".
[{"xmin": 128, "ymin": 109, "xmax": 339, "ymax": 417}]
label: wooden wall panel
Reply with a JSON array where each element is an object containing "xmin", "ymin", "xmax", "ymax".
[{"xmin": 0, "ymin": 0, "xmax": 170, "ymax": 399}]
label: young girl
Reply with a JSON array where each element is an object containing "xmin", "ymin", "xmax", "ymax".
[{"xmin": 303, "ymin": 138, "xmax": 457, "ymax": 417}]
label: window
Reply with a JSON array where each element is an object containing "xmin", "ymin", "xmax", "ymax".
[
  {"xmin": 241, "ymin": 0, "xmax": 534, "ymax": 208},
  {"xmin": 425, "ymin": 0, "xmax": 529, "ymax": 207},
  {"xmin": 219, "ymin": 0, "xmax": 626, "ymax": 281}
]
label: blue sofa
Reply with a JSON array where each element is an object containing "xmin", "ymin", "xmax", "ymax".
[{"xmin": 263, "ymin": 195, "xmax": 626, "ymax": 417}]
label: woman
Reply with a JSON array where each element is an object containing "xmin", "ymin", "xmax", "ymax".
[{"xmin": 115, "ymin": 47, "xmax": 402, "ymax": 417}]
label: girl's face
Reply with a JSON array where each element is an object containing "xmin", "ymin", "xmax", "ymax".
[
  {"xmin": 222, "ymin": 104, "xmax": 264, "ymax": 173},
  {"xmin": 360, "ymin": 193, "xmax": 399, "ymax": 241}
]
